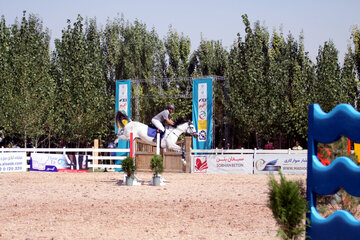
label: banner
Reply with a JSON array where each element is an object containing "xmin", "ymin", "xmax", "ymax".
[
  {"xmin": 191, "ymin": 154, "xmax": 253, "ymax": 174},
  {"xmin": 253, "ymin": 154, "xmax": 307, "ymax": 174},
  {"xmin": 115, "ymin": 80, "xmax": 131, "ymax": 171},
  {"xmin": 30, "ymin": 153, "xmax": 88, "ymax": 172},
  {"xmin": 192, "ymin": 78, "xmax": 213, "ymax": 149},
  {"xmin": 0, "ymin": 152, "xmax": 27, "ymax": 172}
]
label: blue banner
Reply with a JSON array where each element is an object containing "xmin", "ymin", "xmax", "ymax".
[
  {"xmin": 192, "ymin": 78, "xmax": 213, "ymax": 149},
  {"xmin": 115, "ymin": 80, "xmax": 131, "ymax": 171}
]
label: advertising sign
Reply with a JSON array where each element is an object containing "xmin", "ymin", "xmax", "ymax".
[
  {"xmin": 192, "ymin": 78, "xmax": 213, "ymax": 149},
  {"xmin": 254, "ymin": 154, "xmax": 307, "ymax": 174},
  {"xmin": 30, "ymin": 153, "xmax": 88, "ymax": 172},
  {"xmin": 115, "ymin": 80, "xmax": 131, "ymax": 171},
  {"xmin": 191, "ymin": 154, "xmax": 253, "ymax": 174},
  {"xmin": 0, "ymin": 152, "xmax": 27, "ymax": 172}
]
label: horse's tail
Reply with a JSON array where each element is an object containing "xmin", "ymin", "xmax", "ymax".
[{"xmin": 116, "ymin": 111, "xmax": 131, "ymax": 128}]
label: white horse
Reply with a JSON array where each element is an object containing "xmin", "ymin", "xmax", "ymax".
[{"xmin": 114, "ymin": 111, "xmax": 198, "ymax": 151}]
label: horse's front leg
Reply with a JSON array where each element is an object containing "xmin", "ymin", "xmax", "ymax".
[
  {"xmin": 114, "ymin": 128, "xmax": 129, "ymax": 146},
  {"xmin": 166, "ymin": 142, "xmax": 182, "ymax": 152}
]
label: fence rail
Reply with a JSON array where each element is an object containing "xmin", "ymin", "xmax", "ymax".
[
  {"xmin": 1, "ymin": 147, "xmax": 130, "ymax": 170},
  {"xmin": 191, "ymin": 148, "xmax": 307, "ymax": 155}
]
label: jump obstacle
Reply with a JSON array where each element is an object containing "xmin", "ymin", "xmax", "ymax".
[{"xmin": 307, "ymin": 104, "xmax": 360, "ymax": 239}]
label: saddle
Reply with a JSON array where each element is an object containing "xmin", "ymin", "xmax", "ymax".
[{"xmin": 147, "ymin": 122, "xmax": 166, "ymax": 139}]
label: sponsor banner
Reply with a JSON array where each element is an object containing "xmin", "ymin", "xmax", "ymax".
[
  {"xmin": 30, "ymin": 153, "xmax": 88, "ymax": 172},
  {"xmin": 115, "ymin": 80, "xmax": 131, "ymax": 171},
  {"xmin": 254, "ymin": 154, "xmax": 307, "ymax": 174},
  {"xmin": 0, "ymin": 152, "xmax": 27, "ymax": 172},
  {"xmin": 192, "ymin": 78, "xmax": 213, "ymax": 149},
  {"xmin": 191, "ymin": 154, "xmax": 253, "ymax": 174}
]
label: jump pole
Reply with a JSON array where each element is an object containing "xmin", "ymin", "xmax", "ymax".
[
  {"xmin": 156, "ymin": 132, "xmax": 160, "ymax": 155},
  {"xmin": 130, "ymin": 132, "xmax": 134, "ymax": 158}
]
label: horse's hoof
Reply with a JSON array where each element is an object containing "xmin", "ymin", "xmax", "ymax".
[{"xmin": 182, "ymin": 159, "xmax": 186, "ymax": 166}]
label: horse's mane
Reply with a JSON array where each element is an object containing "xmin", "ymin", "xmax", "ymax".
[{"xmin": 173, "ymin": 118, "xmax": 188, "ymax": 127}]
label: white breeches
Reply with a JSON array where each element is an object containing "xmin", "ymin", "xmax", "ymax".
[{"xmin": 151, "ymin": 119, "xmax": 165, "ymax": 132}]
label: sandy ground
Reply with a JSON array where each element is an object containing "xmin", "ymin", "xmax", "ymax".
[{"xmin": 0, "ymin": 172, "xmax": 306, "ymax": 240}]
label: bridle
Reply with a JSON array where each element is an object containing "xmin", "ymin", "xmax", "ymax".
[{"xmin": 166, "ymin": 122, "xmax": 197, "ymax": 138}]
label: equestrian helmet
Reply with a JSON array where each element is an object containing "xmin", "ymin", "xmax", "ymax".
[{"xmin": 167, "ymin": 104, "xmax": 175, "ymax": 110}]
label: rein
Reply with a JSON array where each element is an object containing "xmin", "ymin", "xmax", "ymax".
[{"xmin": 166, "ymin": 122, "xmax": 194, "ymax": 139}]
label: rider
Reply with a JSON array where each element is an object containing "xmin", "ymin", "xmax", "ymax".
[{"xmin": 151, "ymin": 104, "xmax": 175, "ymax": 142}]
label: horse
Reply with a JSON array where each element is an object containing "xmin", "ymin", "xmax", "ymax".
[{"xmin": 114, "ymin": 111, "xmax": 198, "ymax": 152}]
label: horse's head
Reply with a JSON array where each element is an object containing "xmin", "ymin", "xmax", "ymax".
[
  {"xmin": 173, "ymin": 119, "xmax": 198, "ymax": 138},
  {"xmin": 185, "ymin": 121, "xmax": 198, "ymax": 138}
]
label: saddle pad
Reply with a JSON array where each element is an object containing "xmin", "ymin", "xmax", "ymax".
[{"xmin": 147, "ymin": 127, "xmax": 165, "ymax": 138}]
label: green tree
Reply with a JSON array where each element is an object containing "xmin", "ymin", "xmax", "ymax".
[
  {"xmin": 342, "ymin": 25, "xmax": 360, "ymax": 109},
  {"xmin": 0, "ymin": 12, "xmax": 54, "ymax": 147},
  {"xmin": 164, "ymin": 26, "xmax": 191, "ymax": 78},
  {"xmin": 314, "ymin": 41, "xmax": 344, "ymax": 112},
  {"xmin": 0, "ymin": 16, "xmax": 12, "ymax": 140},
  {"xmin": 227, "ymin": 14, "xmax": 270, "ymax": 148},
  {"xmin": 350, "ymin": 26, "xmax": 360, "ymax": 82},
  {"xmin": 53, "ymin": 15, "xmax": 109, "ymax": 146},
  {"xmin": 190, "ymin": 38, "xmax": 228, "ymax": 76},
  {"xmin": 269, "ymin": 30, "xmax": 316, "ymax": 143},
  {"xmin": 341, "ymin": 50, "xmax": 358, "ymax": 107}
]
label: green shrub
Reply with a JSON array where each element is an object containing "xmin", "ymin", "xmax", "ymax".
[
  {"xmin": 121, "ymin": 156, "xmax": 136, "ymax": 177},
  {"xmin": 150, "ymin": 154, "xmax": 164, "ymax": 176},
  {"xmin": 268, "ymin": 172, "xmax": 307, "ymax": 240}
]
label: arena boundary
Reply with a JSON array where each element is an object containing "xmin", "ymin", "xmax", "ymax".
[
  {"xmin": 190, "ymin": 148, "xmax": 307, "ymax": 174},
  {"xmin": 0, "ymin": 147, "xmax": 130, "ymax": 171}
]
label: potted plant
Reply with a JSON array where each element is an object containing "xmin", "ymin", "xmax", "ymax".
[
  {"xmin": 121, "ymin": 156, "xmax": 136, "ymax": 186},
  {"xmin": 150, "ymin": 154, "xmax": 164, "ymax": 186}
]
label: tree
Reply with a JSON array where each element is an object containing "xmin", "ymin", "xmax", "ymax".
[
  {"xmin": 315, "ymin": 41, "xmax": 344, "ymax": 112},
  {"xmin": 342, "ymin": 25, "xmax": 360, "ymax": 109},
  {"xmin": 227, "ymin": 14, "xmax": 270, "ymax": 148},
  {"xmin": 268, "ymin": 30, "xmax": 316, "ymax": 143},
  {"xmin": 190, "ymin": 38, "xmax": 228, "ymax": 76},
  {"xmin": 341, "ymin": 50, "xmax": 358, "ymax": 107},
  {"xmin": 350, "ymin": 26, "xmax": 360, "ymax": 82},
  {"xmin": 53, "ymin": 15, "xmax": 109, "ymax": 146},
  {"xmin": 0, "ymin": 12, "xmax": 54, "ymax": 147}
]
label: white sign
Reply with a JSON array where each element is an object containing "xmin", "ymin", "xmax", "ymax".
[
  {"xmin": 118, "ymin": 84, "xmax": 128, "ymax": 115},
  {"xmin": 191, "ymin": 154, "xmax": 253, "ymax": 174},
  {"xmin": 30, "ymin": 153, "xmax": 88, "ymax": 172},
  {"xmin": 0, "ymin": 152, "xmax": 27, "ymax": 172},
  {"xmin": 254, "ymin": 154, "xmax": 307, "ymax": 174}
]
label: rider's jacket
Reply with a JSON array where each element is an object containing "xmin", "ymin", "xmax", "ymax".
[{"xmin": 152, "ymin": 109, "xmax": 170, "ymax": 122}]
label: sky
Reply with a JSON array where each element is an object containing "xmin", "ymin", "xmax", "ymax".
[{"xmin": 1, "ymin": 0, "xmax": 359, "ymax": 63}]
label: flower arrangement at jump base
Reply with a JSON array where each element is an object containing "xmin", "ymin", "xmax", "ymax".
[
  {"xmin": 150, "ymin": 154, "xmax": 164, "ymax": 186},
  {"xmin": 121, "ymin": 156, "xmax": 136, "ymax": 186},
  {"xmin": 316, "ymin": 137, "xmax": 360, "ymax": 218}
]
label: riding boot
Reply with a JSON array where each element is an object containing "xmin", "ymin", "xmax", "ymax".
[{"xmin": 153, "ymin": 130, "xmax": 164, "ymax": 142}]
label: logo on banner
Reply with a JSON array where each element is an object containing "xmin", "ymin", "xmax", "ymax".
[
  {"xmin": 255, "ymin": 159, "xmax": 280, "ymax": 171},
  {"xmin": 199, "ymin": 111, "xmax": 207, "ymax": 120},
  {"xmin": 198, "ymin": 83, "xmax": 207, "ymax": 142},
  {"xmin": 198, "ymin": 130, "xmax": 207, "ymax": 141},
  {"xmin": 118, "ymin": 84, "xmax": 128, "ymax": 115},
  {"xmin": 194, "ymin": 156, "xmax": 208, "ymax": 173}
]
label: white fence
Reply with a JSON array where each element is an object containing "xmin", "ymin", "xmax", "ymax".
[
  {"xmin": 0, "ymin": 147, "xmax": 130, "ymax": 171},
  {"xmin": 191, "ymin": 148, "xmax": 308, "ymax": 174}
]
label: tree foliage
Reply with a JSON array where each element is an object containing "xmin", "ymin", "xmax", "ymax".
[
  {"xmin": 52, "ymin": 15, "xmax": 109, "ymax": 146},
  {"xmin": 0, "ymin": 12, "xmax": 359, "ymax": 148},
  {"xmin": 0, "ymin": 12, "xmax": 54, "ymax": 147}
]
